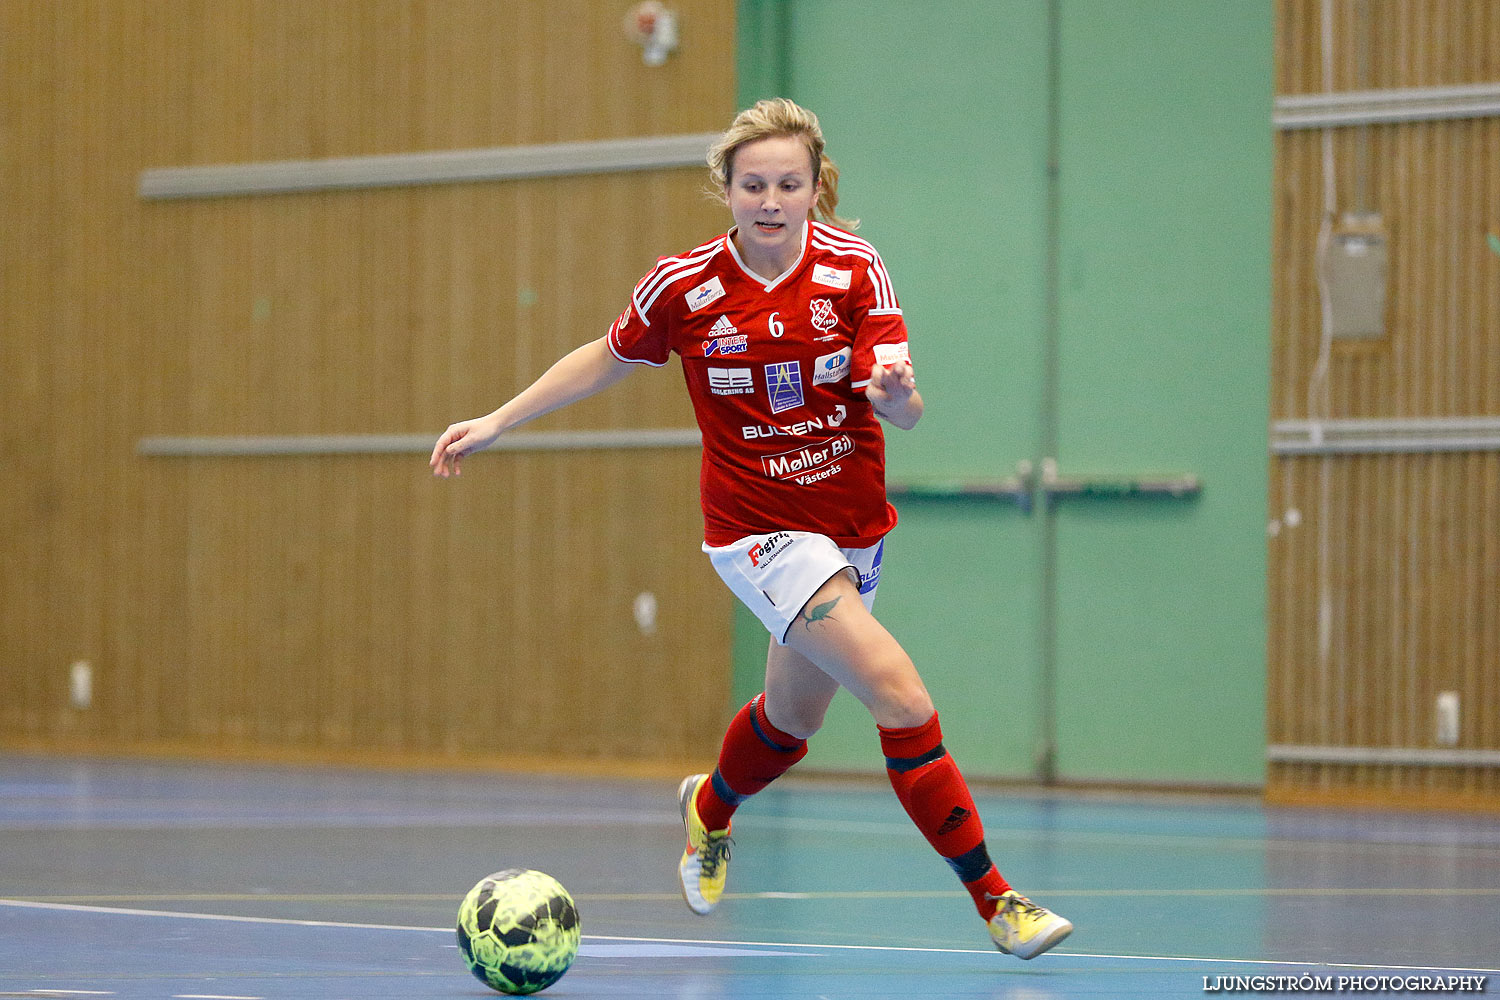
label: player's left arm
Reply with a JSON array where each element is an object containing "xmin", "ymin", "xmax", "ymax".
[
  {"xmin": 866, "ymin": 360, "xmax": 922, "ymax": 430},
  {"xmin": 850, "ymin": 247, "xmax": 921, "ymax": 429}
]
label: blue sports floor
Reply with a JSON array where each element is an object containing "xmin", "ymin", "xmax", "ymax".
[{"xmin": 1, "ymin": 754, "xmax": 1497, "ymax": 998}]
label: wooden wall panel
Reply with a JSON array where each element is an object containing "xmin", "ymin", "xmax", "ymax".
[
  {"xmin": 1275, "ymin": 118, "xmax": 1500, "ymax": 418},
  {"xmin": 1, "ymin": 1, "xmax": 739, "ymax": 770},
  {"xmin": 1270, "ymin": 0, "xmax": 1500, "ymax": 807},
  {"xmin": 1277, "ymin": 0, "xmax": 1500, "ymax": 93}
]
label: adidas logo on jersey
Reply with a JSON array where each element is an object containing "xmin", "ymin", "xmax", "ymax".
[{"xmin": 703, "ymin": 315, "xmax": 748, "ymax": 356}]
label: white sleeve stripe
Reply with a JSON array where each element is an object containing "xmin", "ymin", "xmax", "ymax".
[
  {"xmin": 636, "ymin": 248, "xmax": 719, "ymax": 306},
  {"xmin": 637, "ymin": 257, "xmax": 715, "ymax": 318},
  {"xmin": 851, "ymin": 379, "xmax": 871, "ymax": 389},
  {"xmin": 810, "ymin": 235, "xmax": 874, "ymax": 262},
  {"xmin": 868, "ymin": 307, "xmax": 903, "ymax": 316},
  {"xmin": 814, "ymin": 226, "xmax": 896, "ymax": 302},
  {"xmin": 811, "ymin": 236, "xmax": 897, "ymax": 311},
  {"xmin": 607, "ymin": 331, "xmax": 668, "ymax": 367},
  {"xmin": 816, "ymin": 236, "xmax": 882, "ymax": 302},
  {"xmin": 634, "ymin": 241, "xmax": 723, "ymax": 303},
  {"xmin": 810, "ymin": 221, "xmax": 878, "ymax": 254},
  {"xmin": 816, "ymin": 244, "xmax": 894, "ymax": 310},
  {"xmin": 873, "ymin": 257, "xmax": 897, "ymax": 309}
]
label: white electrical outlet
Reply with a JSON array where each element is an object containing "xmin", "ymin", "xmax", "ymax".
[
  {"xmin": 633, "ymin": 591, "xmax": 659, "ymax": 635},
  {"xmin": 69, "ymin": 660, "xmax": 93, "ymax": 710},
  {"xmin": 1435, "ymin": 691, "xmax": 1460, "ymax": 746}
]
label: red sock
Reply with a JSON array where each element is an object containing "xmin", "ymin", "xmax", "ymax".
[
  {"xmin": 695, "ymin": 694, "xmax": 808, "ymax": 832},
  {"xmin": 879, "ymin": 712, "xmax": 1012, "ymax": 919}
]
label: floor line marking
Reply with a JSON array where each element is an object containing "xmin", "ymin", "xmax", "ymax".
[
  {"xmin": 755, "ymin": 817, "xmax": 1500, "ymax": 858},
  {"xmin": 7, "ymin": 886, "xmax": 1500, "ymax": 906},
  {"xmin": 3, "ymin": 898, "xmax": 1496, "ymax": 976},
  {"xmin": 8, "ymin": 810, "xmax": 1500, "ymax": 858},
  {"xmin": 0, "ymin": 898, "xmax": 445, "ymax": 933},
  {"xmin": 585, "ymin": 934, "xmax": 1500, "ymax": 974}
]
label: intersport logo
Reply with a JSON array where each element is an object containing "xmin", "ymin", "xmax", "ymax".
[{"xmin": 703, "ymin": 315, "xmax": 748, "ymax": 356}]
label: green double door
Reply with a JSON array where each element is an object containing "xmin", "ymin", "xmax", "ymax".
[{"xmin": 733, "ymin": 0, "xmax": 1270, "ymax": 785}]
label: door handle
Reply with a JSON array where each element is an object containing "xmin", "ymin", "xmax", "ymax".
[{"xmin": 1039, "ymin": 458, "xmax": 1201, "ymax": 511}]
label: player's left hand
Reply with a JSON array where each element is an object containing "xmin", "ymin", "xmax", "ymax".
[
  {"xmin": 866, "ymin": 361, "xmax": 922, "ymax": 430},
  {"xmin": 867, "ymin": 360, "xmax": 916, "ymax": 404}
]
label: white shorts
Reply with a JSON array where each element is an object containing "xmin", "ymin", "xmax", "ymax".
[{"xmin": 703, "ymin": 531, "xmax": 885, "ymax": 645}]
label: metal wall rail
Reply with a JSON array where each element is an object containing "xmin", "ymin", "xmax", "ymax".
[
  {"xmin": 1271, "ymin": 416, "xmax": 1500, "ymax": 455},
  {"xmin": 1268, "ymin": 744, "xmax": 1500, "ymax": 768},
  {"xmin": 886, "ymin": 477, "xmax": 1034, "ymax": 513},
  {"xmin": 138, "ymin": 133, "xmax": 721, "ymax": 200},
  {"xmin": 136, "ymin": 429, "xmax": 702, "ymax": 457},
  {"xmin": 1039, "ymin": 457, "xmax": 1201, "ymax": 507},
  {"xmin": 135, "ymin": 86, "xmax": 1500, "ymax": 199},
  {"xmin": 884, "ymin": 460, "xmax": 1204, "ymax": 514},
  {"xmin": 1274, "ymin": 82, "xmax": 1500, "ymax": 129}
]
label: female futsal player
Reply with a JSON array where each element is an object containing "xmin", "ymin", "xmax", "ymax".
[{"xmin": 431, "ymin": 98, "xmax": 1073, "ymax": 960}]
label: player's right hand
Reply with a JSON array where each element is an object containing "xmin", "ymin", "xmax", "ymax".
[{"xmin": 430, "ymin": 415, "xmax": 501, "ymax": 478}]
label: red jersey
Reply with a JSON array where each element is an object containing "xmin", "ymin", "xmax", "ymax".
[{"xmin": 607, "ymin": 221, "xmax": 910, "ymax": 547}]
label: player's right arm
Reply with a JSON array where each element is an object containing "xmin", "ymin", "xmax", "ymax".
[{"xmin": 430, "ymin": 336, "xmax": 636, "ymax": 478}]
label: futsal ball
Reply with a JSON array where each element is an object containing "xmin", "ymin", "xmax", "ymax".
[{"xmin": 456, "ymin": 869, "xmax": 581, "ymax": 995}]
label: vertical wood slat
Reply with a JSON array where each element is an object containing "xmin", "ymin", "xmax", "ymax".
[
  {"xmin": 1270, "ymin": 0, "xmax": 1500, "ymax": 807},
  {"xmin": 0, "ymin": 1, "xmax": 739, "ymax": 769}
]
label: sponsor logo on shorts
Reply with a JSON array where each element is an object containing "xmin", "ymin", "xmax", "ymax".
[
  {"xmin": 873, "ymin": 342, "xmax": 910, "ymax": 366},
  {"xmin": 704, "ymin": 315, "xmax": 748, "ymax": 356},
  {"xmin": 812, "ymin": 264, "xmax": 852, "ymax": 290},
  {"xmin": 761, "ymin": 434, "xmax": 855, "ymax": 486},
  {"xmin": 766, "ymin": 361, "xmax": 804, "ymax": 414},
  {"xmin": 858, "ymin": 541, "xmax": 883, "ymax": 595},
  {"xmin": 809, "ymin": 298, "xmax": 839, "ymax": 332},
  {"xmin": 812, "ymin": 347, "xmax": 851, "ymax": 385},
  {"xmin": 686, "ymin": 276, "xmax": 726, "ymax": 312},
  {"xmin": 748, "ymin": 531, "xmax": 792, "ymax": 569},
  {"xmin": 708, "ymin": 367, "xmax": 755, "ymax": 395}
]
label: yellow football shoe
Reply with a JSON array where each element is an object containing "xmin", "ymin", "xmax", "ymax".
[
  {"xmin": 987, "ymin": 890, "xmax": 1074, "ymax": 959},
  {"xmin": 676, "ymin": 773, "xmax": 733, "ymax": 915}
]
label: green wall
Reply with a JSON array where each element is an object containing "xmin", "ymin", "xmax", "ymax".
[{"xmin": 733, "ymin": 0, "xmax": 1270, "ymax": 787}]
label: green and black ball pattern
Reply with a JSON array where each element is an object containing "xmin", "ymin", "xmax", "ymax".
[{"xmin": 456, "ymin": 869, "xmax": 581, "ymax": 995}]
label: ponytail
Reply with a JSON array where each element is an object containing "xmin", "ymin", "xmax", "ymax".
[{"xmin": 813, "ymin": 152, "xmax": 857, "ymax": 231}]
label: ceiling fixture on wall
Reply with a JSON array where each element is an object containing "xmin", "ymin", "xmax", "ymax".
[{"xmin": 624, "ymin": 1, "xmax": 679, "ymax": 67}]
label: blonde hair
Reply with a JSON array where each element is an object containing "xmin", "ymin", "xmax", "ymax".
[{"xmin": 707, "ymin": 98, "xmax": 858, "ymax": 231}]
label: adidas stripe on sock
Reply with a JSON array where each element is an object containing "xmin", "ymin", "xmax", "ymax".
[{"xmin": 879, "ymin": 712, "xmax": 1013, "ymax": 918}]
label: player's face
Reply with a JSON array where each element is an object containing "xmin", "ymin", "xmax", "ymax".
[{"xmin": 725, "ymin": 136, "xmax": 820, "ymax": 276}]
